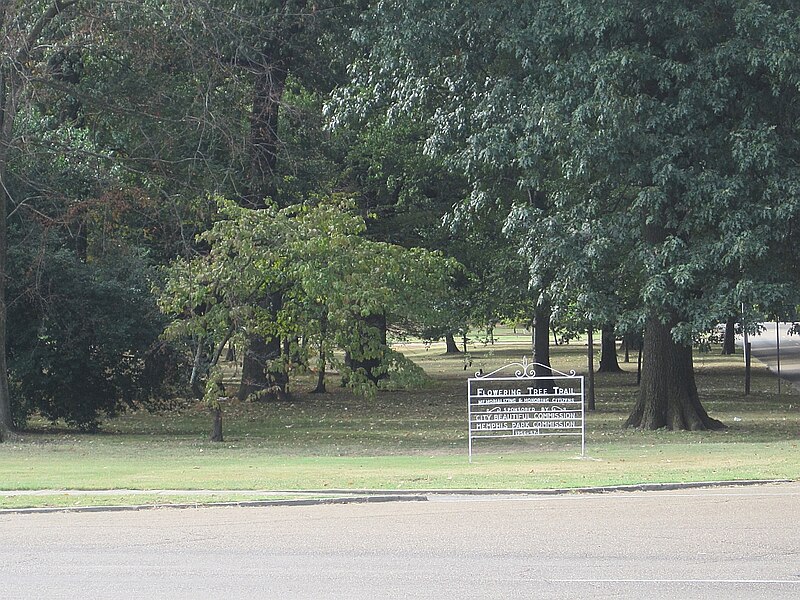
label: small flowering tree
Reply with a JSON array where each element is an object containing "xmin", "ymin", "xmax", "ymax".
[{"xmin": 159, "ymin": 196, "xmax": 458, "ymax": 439}]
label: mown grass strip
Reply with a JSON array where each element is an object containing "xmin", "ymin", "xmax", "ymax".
[{"xmin": 0, "ymin": 341, "xmax": 797, "ymax": 507}]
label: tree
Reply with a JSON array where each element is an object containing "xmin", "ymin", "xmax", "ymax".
[
  {"xmin": 160, "ymin": 0, "xmax": 363, "ymax": 400},
  {"xmin": 8, "ymin": 241, "xmax": 175, "ymax": 431},
  {"xmin": 0, "ymin": 0, "xmax": 84, "ymax": 441},
  {"xmin": 1, "ymin": 0, "xmax": 224, "ymax": 435},
  {"xmin": 3, "ymin": 79, "xmax": 191, "ymax": 430},
  {"xmin": 334, "ymin": 0, "xmax": 800, "ymax": 430},
  {"xmin": 598, "ymin": 324, "xmax": 623, "ymax": 373},
  {"xmin": 332, "ymin": 103, "xmax": 484, "ymax": 360},
  {"xmin": 159, "ymin": 197, "xmax": 457, "ymax": 436},
  {"xmin": 565, "ymin": 1, "xmax": 800, "ymax": 429}
]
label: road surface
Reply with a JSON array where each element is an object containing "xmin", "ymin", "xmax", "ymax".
[{"xmin": 3, "ymin": 483, "xmax": 799, "ymax": 599}]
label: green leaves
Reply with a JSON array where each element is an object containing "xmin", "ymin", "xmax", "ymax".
[
  {"xmin": 340, "ymin": 0, "xmax": 800, "ymax": 340},
  {"xmin": 158, "ymin": 196, "xmax": 459, "ymax": 393},
  {"xmin": 7, "ymin": 246, "xmax": 174, "ymax": 431}
]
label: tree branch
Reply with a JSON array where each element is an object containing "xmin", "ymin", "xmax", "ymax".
[{"xmin": 17, "ymin": 0, "xmax": 80, "ymax": 66}]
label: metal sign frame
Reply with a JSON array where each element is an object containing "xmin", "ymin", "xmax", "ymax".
[{"xmin": 468, "ymin": 357, "xmax": 585, "ymax": 461}]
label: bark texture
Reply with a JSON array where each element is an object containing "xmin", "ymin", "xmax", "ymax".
[
  {"xmin": 445, "ymin": 333, "xmax": 461, "ymax": 354},
  {"xmin": 311, "ymin": 312, "xmax": 328, "ymax": 393},
  {"xmin": 245, "ymin": 65, "xmax": 286, "ymax": 208},
  {"xmin": 238, "ymin": 291, "xmax": 288, "ymax": 401},
  {"xmin": 312, "ymin": 357, "xmax": 326, "ymax": 393},
  {"xmin": 597, "ymin": 323, "xmax": 623, "ymax": 372},
  {"xmin": 210, "ymin": 406, "xmax": 223, "ymax": 442},
  {"xmin": 721, "ymin": 316, "xmax": 736, "ymax": 355},
  {"xmin": 586, "ymin": 328, "xmax": 596, "ymax": 411},
  {"xmin": 625, "ymin": 315, "xmax": 725, "ymax": 430}
]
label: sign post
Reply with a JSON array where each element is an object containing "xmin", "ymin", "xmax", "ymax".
[{"xmin": 468, "ymin": 357, "xmax": 585, "ymax": 461}]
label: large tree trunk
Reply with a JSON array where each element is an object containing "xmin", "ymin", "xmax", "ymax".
[
  {"xmin": 625, "ymin": 314, "xmax": 725, "ymax": 431},
  {"xmin": 238, "ymin": 329, "xmax": 288, "ymax": 402},
  {"xmin": 238, "ymin": 63, "xmax": 288, "ymax": 398},
  {"xmin": 527, "ymin": 192, "xmax": 552, "ymax": 376},
  {"xmin": 239, "ymin": 334, "xmax": 274, "ymax": 400},
  {"xmin": 445, "ymin": 332, "xmax": 461, "ymax": 354},
  {"xmin": 244, "ymin": 65, "xmax": 286, "ymax": 208},
  {"xmin": 586, "ymin": 327, "xmax": 596, "ymax": 411},
  {"xmin": 598, "ymin": 322, "xmax": 623, "ymax": 372},
  {"xmin": 312, "ymin": 348, "xmax": 327, "ymax": 393},
  {"xmin": 210, "ymin": 406, "xmax": 223, "ymax": 442},
  {"xmin": 721, "ymin": 315, "xmax": 736, "ymax": 355}
]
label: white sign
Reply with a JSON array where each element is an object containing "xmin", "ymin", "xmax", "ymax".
[{"xmin": 468, "ymin": 357, "xmax": 585, "ymax": 460}]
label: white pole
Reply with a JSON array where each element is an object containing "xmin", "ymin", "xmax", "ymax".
[
  {"xmin": 468, "ymin": 380, "xmax": 472, "ymax": 463},
  {"xmin": 581, "ymin": 377, "xmax": 586, "ymax": 457}
]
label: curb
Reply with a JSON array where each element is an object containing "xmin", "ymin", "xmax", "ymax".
[
  {"xmin": 1, "ymin": 479, "xmax": 792, "ymax": 515},
  {"xmin": 425, "ymin": 478, "xmax": 796, "ymax": 496},
  {"xmin": 0, "ymin": 493, "xmax": 428, "ymax": 516}
]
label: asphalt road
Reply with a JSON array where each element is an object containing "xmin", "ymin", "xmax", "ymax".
[
  {"xmin": 746, "ymin": 322, "xmax": 800, "ymax": 386},
  {"xmin": 3, "ymin": 483, "xmax": 799, "ymax": 599}
]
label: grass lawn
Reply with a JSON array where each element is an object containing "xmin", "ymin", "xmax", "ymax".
[{"xmin": 1, "ymin": 335, "xmax": 798, "ymax": 508}]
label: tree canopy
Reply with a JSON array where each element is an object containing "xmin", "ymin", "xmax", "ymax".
[
  {"xmin": 333, "ymin": 0, "xmax": 800, "ymax": 429},
  {"xmin": 2, "ymin": 0, "xmax": 800, "ymax": 439},
  {"xmin": 159, "ymin": 197, "xmax": 459, "ymax": 400}
]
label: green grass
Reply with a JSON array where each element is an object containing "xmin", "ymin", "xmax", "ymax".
[{"xmin": 1, "ymin": 338, "xmax": 798, "ymax": 508}]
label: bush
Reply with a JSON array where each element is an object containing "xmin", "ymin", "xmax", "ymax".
[{"xmin": 7, "ymin": 247, "xmax": 187, "ymax": 431}]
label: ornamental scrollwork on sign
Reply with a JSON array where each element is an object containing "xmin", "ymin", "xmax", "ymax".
[{"xmin": 476, "ymin": 356, "xmax": 577, "ymax": 379}]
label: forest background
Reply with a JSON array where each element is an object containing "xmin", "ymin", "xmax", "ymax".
[{"xmin": 1, "ymin": 1, "xmax": 799, "ymax": 445}]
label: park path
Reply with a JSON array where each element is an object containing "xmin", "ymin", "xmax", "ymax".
[{"xmin": 744, "ymin": 322, "xmax": 800, "ymax": 388}]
